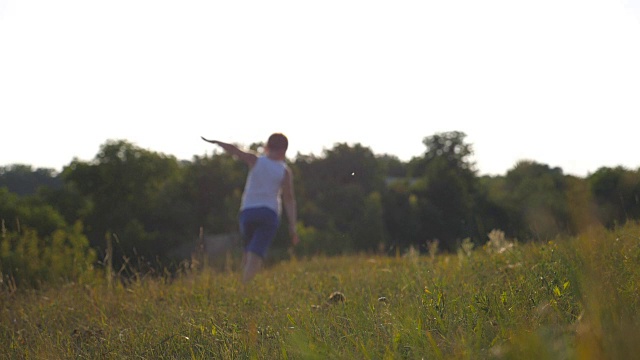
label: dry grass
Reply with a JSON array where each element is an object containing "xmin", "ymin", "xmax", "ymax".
[{"xmin": 1, "ymin": 223, "xmax": 639, "ymax": 359}]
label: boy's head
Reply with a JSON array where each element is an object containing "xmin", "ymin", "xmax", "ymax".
[{"xmin": 266, "ymin": 133, "xmax": 288, "ymax": 153}]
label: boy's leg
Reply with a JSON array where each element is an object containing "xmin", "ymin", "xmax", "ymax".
[
  {"xmin": 242, "ymin": 251, "xmax": 263, "ymax": 284},
  {"xmin": 241, "ymin": 251, "xmax": 247, "ymax": 271},
  {"xmin": 239, "ymin": 210, "xmax": 256, "ymax": 273},
  {"xmin": 239, "ymin": 207, "xmax": 279, "ymax": 284}
]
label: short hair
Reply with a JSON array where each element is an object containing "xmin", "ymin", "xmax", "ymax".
[{"xmin": 267, "ymin": 133, "xmax": 288, "ymax": 151}]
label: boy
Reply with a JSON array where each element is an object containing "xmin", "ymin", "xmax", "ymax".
[{"xmin": 202, "ymin": 133, "xmax": 299, "ymax": 283}]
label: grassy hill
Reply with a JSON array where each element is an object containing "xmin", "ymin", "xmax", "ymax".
[{"xmin": 2, "ymin": 223, "xmax": 639, "ymax": 359}]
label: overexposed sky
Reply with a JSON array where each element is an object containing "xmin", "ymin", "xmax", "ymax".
[{"xmin": 1, "ymin": 0, "xmax": 639, "ymax": 177}]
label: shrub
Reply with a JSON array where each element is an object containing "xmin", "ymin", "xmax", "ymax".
[{"xmin": 0, "ymin": 221, "xmax": 96, "ymax": 289}]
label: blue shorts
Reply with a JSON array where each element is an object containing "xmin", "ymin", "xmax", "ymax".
[{"xmin": 239, "ymin": 207, "xmax": 279, "ymax": 258}]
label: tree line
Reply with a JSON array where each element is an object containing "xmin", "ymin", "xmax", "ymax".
[{"xmin": 1, "ymin": 131, "xmax": 639, "ymax": 285}]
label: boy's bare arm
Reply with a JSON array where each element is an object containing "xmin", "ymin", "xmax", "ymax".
[
  {"xmin": 201, "ymin": 137, "xmax": 257, "ymax": 167},
  {"xmin": 282, "ymin": 167, "xmax": 299, "ymax": 246}
]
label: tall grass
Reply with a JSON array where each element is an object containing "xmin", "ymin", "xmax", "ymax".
[{"xmin": 1, "ymin": 223, "xmax": 639, "ymax": 359}]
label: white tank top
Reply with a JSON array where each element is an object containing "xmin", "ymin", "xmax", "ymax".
[{"xmin": 240, "ymin": 156, "xmax": 287, "ymax": 214}]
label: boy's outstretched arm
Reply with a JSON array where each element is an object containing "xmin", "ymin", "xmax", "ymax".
[
  {"xmin": 282, "ymin": 167, "xmax": 300, "ymax": 246},
  {"xmin": 201, "ymin": 137, "xmax": 257, "ymax": 167}
]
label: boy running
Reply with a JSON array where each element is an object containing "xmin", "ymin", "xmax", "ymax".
[{"xmin": 202, "ymin": 133, "xmax": 299, "ymax": 283}]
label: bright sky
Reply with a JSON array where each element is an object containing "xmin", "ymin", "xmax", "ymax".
[{"xmin": 1, "ymin": 0, "xmax": 639, "ymax": 177}]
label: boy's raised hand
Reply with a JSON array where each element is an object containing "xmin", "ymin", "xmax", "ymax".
[
  {"xmin": 201, "ymin": 136, "xmax": 257, "ymax": 167},
  {"xmin": 201, "ymin": 136, "xmax": 218, "ymax": 144}
]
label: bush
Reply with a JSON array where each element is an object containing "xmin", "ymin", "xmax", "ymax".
[{"xmin": 0, "ymin": 221, "xmax": 97, "ymax": 289}]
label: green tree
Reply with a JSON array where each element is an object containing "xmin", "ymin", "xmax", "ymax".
[
  {"xmin": 37, "ymin": 183, "xmax": 92, "ymax": 228},
  {"xmin": 294, "ymin": 143, "xmax": 385, "ymax": 253},
  {"xmin": 0, "ymin": 188, "xmax": 67, "ymax": 237},
  {"xmin": 352, "ymin": 191, "xmax": 386, "ymax": 252},
  {"xmin": 564, "ymin": 175, "xmax": 599, "ymax": 233},
  {"xmin": 409, "ymin": 131, "xmax": 478, "ymax": 251},
  {"xmin": 177, "ymin": 154, "xmax": 246, "ymax": 235},
  {"xmin": 588, "ymin": 166, "xmax": 640, "ymax": 227},
  {"xmin": 378, "ymin": 154, "xmax": 408, "ymax": 178},
  {"xmin": 381, "ymin": 179, "xmax": 420, "ymax": 252},
  {"xmin": 62, "ymin": 140, "xmax": 183, "ymax": 264},
  {"xmin": 501, "ymin": 161, "xmax": 570, "ymax": 240},
  {"xmin": 0, "ymin": 164, "xmax": 61, "ymax": 196},
  {"xmin": 409, "ymin": 131, "xmax": 475, "ymax": 177},
  {"xmin": 473, "ymin": 175, "xmax": 511, "ymax": 241}
]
